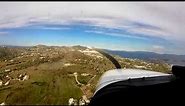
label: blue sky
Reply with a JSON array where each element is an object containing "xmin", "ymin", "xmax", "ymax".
[
  {"xmin": 0, "ymin": 2, "xmax": 185, "ymax": 55},
  {"xmin": 0, "ymin": 23, "xmax": 175, "ymax": 53}
]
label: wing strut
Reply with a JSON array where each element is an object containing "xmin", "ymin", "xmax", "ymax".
[{"xmin": 95, "ymin": 49, "xmax": 121, "ymax": 69}]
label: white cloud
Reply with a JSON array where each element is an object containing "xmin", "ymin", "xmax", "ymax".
[
  {"xmin": 85, "ymin": 30, "xmax": 148, "ymax": 40},
  {"xmin": 127, "ymin": 27, "xmax": 170, "ymax": 38},
  {"xmin": 150, "ymin": 45, "xmax": 165, "ymax": 54},
  {"xmin": 32, "ymin": 26, "xmax": 71, "ymax": 30},
  {"xmin": 0, "ymin": 31, "xmax": 9, "ymax": 35},
  {"xmin": 0, "ymin": 2, "xmax": 185, "ymax": 52}
]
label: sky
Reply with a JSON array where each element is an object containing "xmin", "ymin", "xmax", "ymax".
[{"xmin": 0, "ymin": 2, "xmax": 185, "ymax": 55}]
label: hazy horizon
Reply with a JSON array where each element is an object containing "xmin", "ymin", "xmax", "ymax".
[{"xmin": 1, "ymin": 43, "xmax": 185, "ymax": 56}]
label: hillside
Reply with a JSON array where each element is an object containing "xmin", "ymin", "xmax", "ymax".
[{"xmin": 0, "ymin": 45, "xmax": 171, "ymax": 105}]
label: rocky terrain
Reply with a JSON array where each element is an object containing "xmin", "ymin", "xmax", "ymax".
[{"xmin": 0, "ymin": 45, "xmax": 171, "ymax": 105}]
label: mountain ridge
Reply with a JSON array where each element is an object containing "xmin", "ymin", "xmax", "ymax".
[
  {"xmin": 1, "ymin": 44, "xmax": 185, "ymax": 65},
  {"xmin": 103, "ymin": 49, "xmax": 185, "ymax": 66}
]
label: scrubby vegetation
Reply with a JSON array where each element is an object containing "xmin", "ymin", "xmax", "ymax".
[{"xmin": 0, "ymin": 45, "xmax": 171, "ymax": 105}]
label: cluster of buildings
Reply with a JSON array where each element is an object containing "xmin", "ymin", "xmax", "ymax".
[
  {"xmin": 0, "ymin": 70, "xmax": 29, "ymax": 87},
  {"xmin": 68, "ymin": 95, "xmax": 90, "ymax": 105}
]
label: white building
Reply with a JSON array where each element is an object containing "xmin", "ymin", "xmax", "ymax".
[
  {"xmin": 0, "ymin": 80, "xmax": 3, "ymax": 86},
  {"xmin": 5, "ymin": 69, "xmax": 11, "ymax": 72},
  {"xmin": 23, "ymin": 75, "xmax": 29, "ymax": 81},
  {"xmin": 4, "ymin": 80, "xmax": 10, "ymax": 86},
  {"xmin": 0, "ymin": 102, "xmax": 5, "ymax": 105},
  {"xmin": 68, "ymin": 98, "xmax": 74, "ymax": 105}
]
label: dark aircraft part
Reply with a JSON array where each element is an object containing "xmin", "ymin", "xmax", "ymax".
[
  {"xmin": 89, "ymin": 66, "xmax": 185, "ymax": 105},
  {"xmin": 89, "ymin": 76, "xmax": 184, "ymax": 105},
  {"xmin": 172, "ymin": 65, "xmax": 185, "ymax": 79},
  {"xmin": 95, "ymin": 49, "xmax": 121, "ymax": 69}
]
